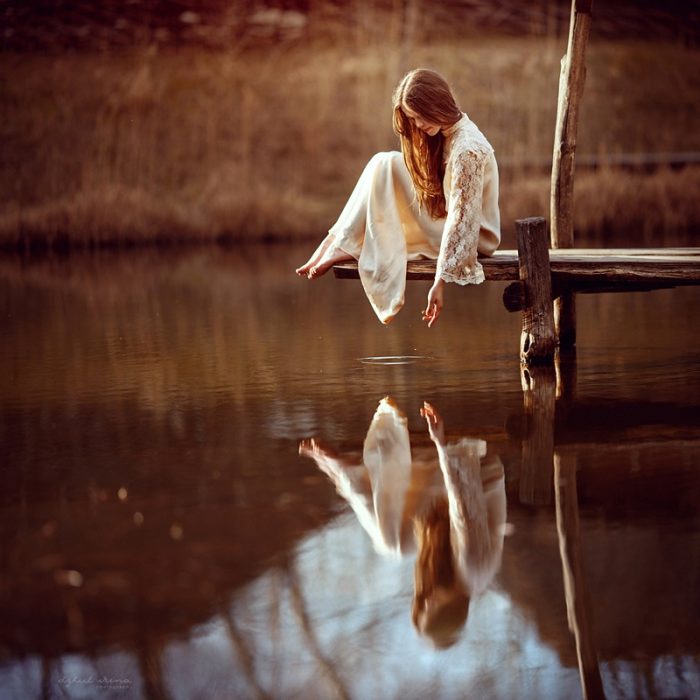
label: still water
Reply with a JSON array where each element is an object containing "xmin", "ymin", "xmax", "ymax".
[{"xmin": 0, "ymin": 244, "xmax": 699, "ymax": 700}]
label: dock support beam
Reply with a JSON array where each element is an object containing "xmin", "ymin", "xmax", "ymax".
[
  {"xmin": 551, "ymin": 0, "xmax": 593, "ymax": 349},
  {"xmin": 517, "ymin": 217, "xmax": 556, "ymax": 365}
]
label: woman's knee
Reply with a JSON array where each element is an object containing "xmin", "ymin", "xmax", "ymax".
[
  {"xmin": 369, "ymin": 151, "xmax": 402, "ymax": 168},
  {"xmin": 368, "ymin": 151, "xmax": 406, "ymax": 181}
]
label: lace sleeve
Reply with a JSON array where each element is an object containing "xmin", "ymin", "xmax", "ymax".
[
  {"xmin": 435, "ymin": 438, "xmax": 493, "ymax": 569},
  {"xmin": 436, "ymin": 150, "xmax": 486, "ymax": 286}
]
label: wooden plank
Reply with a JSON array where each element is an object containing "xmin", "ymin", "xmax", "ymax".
[
  {"xmin": 550, "ymin": 261, "xmax": 700, "ymax": 280},
  {"xmin": 551, "ymin": 254, "xmax": 700, "ymax": 263},
  {"xmin": 334, "ymin": 248, "xmax": 700, "ymax": 283},
  {"xmin": 547, "ymin": 247, "xmax": 700, "ymax": 256},
  {"xmin": 503, "ymin": 278, "xmax": 690, "ymax": 313}
]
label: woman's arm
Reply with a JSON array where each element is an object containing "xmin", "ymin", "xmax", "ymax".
[
  {"xmin": 438, "ymin": 150, "xmax": 486, "ymax": 285},
  {"xmin": 422, "ymin": 150, "xmax": 487, "ymax": 326}
]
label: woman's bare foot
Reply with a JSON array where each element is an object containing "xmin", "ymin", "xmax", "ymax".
[
  {"xmin": 296, "ymin": 237, "xmax": 332, "ymax": 277},
  {"xmin": 298, "ymin": 438, "xmax": 337, "ymax": 459},
  {"xmin": 307, "ymin": 251, "xmax": 355, "ymax": 279},
  {"xmin": 299, "ymin": 438, "xmax": 360, "ymax": 478}
]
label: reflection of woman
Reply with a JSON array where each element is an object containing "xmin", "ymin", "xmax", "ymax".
[
  {"xmin": 298, "ymin": 398, "xmax": 506, "ymax": 649},
  {"xmin": 414, "ymin": 402, "xmax": 506, "ymax": 648},
  {"xmin": 296, "ymin": 68, "xmax": 500, "ymax": 327}
]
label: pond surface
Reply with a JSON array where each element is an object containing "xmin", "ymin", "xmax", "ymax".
[{"xmin": 0, "ymin": 244, "xmax": 699, "ymax": 700}]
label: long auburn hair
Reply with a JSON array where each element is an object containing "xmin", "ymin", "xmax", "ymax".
[
  {"xmin": 411, "ymin": 497, "xmax": 469, "ymax": 648},
  {"xmin": 392, "ymin": 69, "xmax": 462, "ymax": 219}
]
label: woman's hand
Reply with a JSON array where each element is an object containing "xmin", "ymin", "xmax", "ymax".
[
  {"xmin": 420, "ymin": 401, "xmax": 445, "ymax": 446},
  {"xmin": 422, "ymin": 278, "xmax": 444, "ymax": 328}
]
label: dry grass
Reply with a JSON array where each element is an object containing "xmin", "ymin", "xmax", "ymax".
[
  {"xmin": 0, "ymin": 34, "xmax": 698, "ymax": 249},
  {"xmin": 498, "ymin": 166, "xmax": 700, "ymax": 246}
]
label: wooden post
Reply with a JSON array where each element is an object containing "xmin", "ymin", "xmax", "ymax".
[
  {"xmin": 555, "ymin": 452, "xmax": 606, "ymax": 699},
  {"xmin": 516, "ymin": 217, "xmax": 556, "ymax": 364},
  {"xmin": 518, "ymin": 364, "xmax": 556, "ymax": 505},
  {"xmin": 551, "ymin": 0, "xmax": 593, "ymax": 348}
]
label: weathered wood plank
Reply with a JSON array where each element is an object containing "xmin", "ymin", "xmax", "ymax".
[
  {"xmin": 503, "ymin": 278, "xmax": 691, "ymax": 313},
  {"xmin": 546, "ymin": 247, "xmax": 700, "ymax": 256},
  {"xmin": 550, "ymin": 260, "xmax": 700, "ymax": 280},
  {"xmin": 333, "ymin": 249, "xmax": 700, "ymax": 283}
]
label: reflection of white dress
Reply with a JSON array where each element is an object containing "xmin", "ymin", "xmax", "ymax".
[
  {"xmin": 310, "ymin": 398, "xmax": 506, "ymax": 597},
  {"xmin": 324, "ymin": 113, "xmax": 501, "ymax": 323}
]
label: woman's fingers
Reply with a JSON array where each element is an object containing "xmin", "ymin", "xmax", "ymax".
[
  {"xmin": 422, "ymin": 301, "xmax": 441, "ymax": 327},
  {"xmin": 428, "ymin": 304, "xmax": 440, "ymax": 327},
  {"xmin": 420, "ymin": 402, "xmax": 437, "ymax": 423}
]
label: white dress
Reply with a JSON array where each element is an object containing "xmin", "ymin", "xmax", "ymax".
[{"xmin": 323, "ymin": 113, "xmax": 501, "ymax": 323}]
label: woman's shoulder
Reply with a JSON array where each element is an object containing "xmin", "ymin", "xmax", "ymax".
[{"xmin": 446, "ymin": 114, "xmax": 494, "ymax": 164}]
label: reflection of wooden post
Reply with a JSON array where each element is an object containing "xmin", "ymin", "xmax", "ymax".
[
  {"xmin": 551, "ymin": 0, "xmax": 593, "ymax": 348},
  {"xmin": 286, "ymin": 562, "xmax": 350, "ymax": 700},
  {"xmin": 223, "ymin": 609, "xmax": 269, "ymax": 700},
  {"xmin": 519, "ymin": 364, "xmax": 556, "ymax": 505},
  {"xmin": 137, "ymin": 630, "xmax": 168, "ymax": 700},
  {"xmin": 554, "ymin": 452, "xmax": 605, "ymax": 700},
  {"xmin": 517, "ymin": 217, "xmax": 556, "ymax": 365},
  {"xmin": 555, "ymin": 346, "xmax": 577, "ymax": 402}
]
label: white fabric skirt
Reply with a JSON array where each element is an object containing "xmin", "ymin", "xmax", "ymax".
[{"xmin": 320, "ymin": 151, "xmax": 496, "ymax": 323}]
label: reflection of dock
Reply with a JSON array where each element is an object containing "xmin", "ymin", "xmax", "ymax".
[
  {"xmin": 510, "ymin": 362, "xmax": 698, "ymax": 700},
  {"xmin": 2, "ymin": 375, "xmax": 698, "ymax": 697}
]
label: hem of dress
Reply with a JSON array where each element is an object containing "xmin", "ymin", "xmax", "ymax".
[{"xmin": 324, "ymin": 231, "xmax": 360, "ymax": 262}]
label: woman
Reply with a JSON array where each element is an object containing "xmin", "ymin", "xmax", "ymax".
[{"xmin": 296, "ymin": 68, "xmax": 500, "ymax": 327}]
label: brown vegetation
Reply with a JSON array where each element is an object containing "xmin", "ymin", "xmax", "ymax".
[{"xmin": 0, "ymin": 33, "xmax": 698, "ymax": 249}]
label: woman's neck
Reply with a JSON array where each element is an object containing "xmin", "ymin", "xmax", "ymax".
[{"xmin": 441, "ymin": 113, "xmax": 466, "ymax": 137}]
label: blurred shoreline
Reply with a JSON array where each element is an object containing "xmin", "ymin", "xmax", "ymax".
[{"xmin": 1, "ymin": 9, "xmax": 698, "ymax": 250}]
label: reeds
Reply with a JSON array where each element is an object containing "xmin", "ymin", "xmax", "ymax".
[{"xmin": 0, "ymin": 32, "xmax": 698, "ymax": 249}]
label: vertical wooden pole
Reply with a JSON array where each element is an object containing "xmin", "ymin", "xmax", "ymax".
[
  {"xmin": 551, "ymin": 0, "xmax": 593, "ymax": 348},
  {"xmin": 555, "ymin": 452, "xmax": 606, "ymax": 699},
  {"xmin": 517, "ymin": 217, "xmax": 556, "ymax": 365}
]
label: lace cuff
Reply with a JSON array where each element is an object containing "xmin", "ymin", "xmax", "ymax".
[{"xmin": 440, "ymin": 262, "xmax": 485, "ymax": 286}]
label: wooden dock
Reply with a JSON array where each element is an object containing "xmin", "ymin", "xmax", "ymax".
[
  {"xmin": 333, "ymin": 0, "xmax": 700, "ymax": 370},
  {"xmin": 333, "ymin": 219, "xmax": 700, "ymax": 364},
  {"xmin": 334, "ymin": 246, "xmax": 700, "ymax": 312},
  {"xmin": 333, "ymin": 248, "xmax": 700, "ymax": 285}
]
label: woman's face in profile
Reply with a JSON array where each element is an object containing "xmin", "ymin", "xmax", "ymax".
[{"xmin": 401, "ymin": 104, "xmax": 441, "ymax": 136}]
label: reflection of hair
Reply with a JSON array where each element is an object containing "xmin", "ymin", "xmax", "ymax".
[
  {"xmin": 392, "ymin": 69, "xmax": 462, "ymax": 219},
  {"xmin": 412, "ymin": 498, "xmax": 469, "ymax": 649}
]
